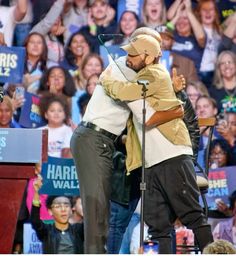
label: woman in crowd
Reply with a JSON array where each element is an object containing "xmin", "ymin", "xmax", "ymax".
[
  {"xmin": 71, "ymin": 53, "xmax": 104, "ymax": 124},
  {"xmin": 208, "ymin": 139, "xmax": 234, "ymax": 169},
  {"xmin": 23, "ymin": 32, "xmax": 48, "ymax": 95},
  {"xmin": 38, "ymin": 66, "xmax": 76, "ymax": 99},
  {"xmin": 186, "ymin": 80, "xmax": 209, "ymax": 109},
  {"xmin": 109, "ymin": 10, "xmax": 140, "ymax": 46},
  {"xmin": 195, "ymin": 0, "xmax": 222, "ymax": 87},
  {"xmin": 0, "ymin": 95, "xmax": 20, "ymax": 128},
  {"xmin": 168, "ymin": 0, "xmax": 206, "ymax": 75},
  {"xmin": 31, "ymin": 0, "xmax": 66, "ymax": 67},
  {"xmin": 60, "ymin": 31, "xmax": 90, "ymax": 72},
  {"xmin": 209, "ymin": 50, "xmax": 236, "ymax": 113},
  {"xmin": 142, "ymin": 0, "xmax": 167, "ymax": 29}
]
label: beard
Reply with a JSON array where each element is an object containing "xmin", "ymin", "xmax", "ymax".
[{"xmin": 126, "ymin": 60, "xmax": 146, "ymax": 72}]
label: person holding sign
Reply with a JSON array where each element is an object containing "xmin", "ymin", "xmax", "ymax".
[{"xmin": 30, "ymin": 174, "xmax": 84, "ymax": 254}]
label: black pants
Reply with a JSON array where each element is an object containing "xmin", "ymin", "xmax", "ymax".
[
  {"xmin": 70, "ymin": 126, "xmax": 115, "ymax": 253},
  {"xmin": 144, "ymin": 155, "xmax": 213, "ymax": 254}
]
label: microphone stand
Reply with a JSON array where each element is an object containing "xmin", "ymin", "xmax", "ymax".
[{"xmin": 137, "ymin": 79, "xmax": 149, "ymax": 250}]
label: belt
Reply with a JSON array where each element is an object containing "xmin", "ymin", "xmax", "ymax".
[{"xmin": 81, "ymin": 121, "xmax": 117, "ymax": 141}]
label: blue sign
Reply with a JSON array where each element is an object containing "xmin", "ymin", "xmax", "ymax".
[
  {"xmin": 203, "ymin": 166, "xmax": 236, "ymax": 210},
  {"xmin": 19, "ymin": 91, "xmax": 47, "ymax": 128},
  {"xmin": 117, "ymin": 0, "xmax": 144, "ymax": 21},
  {"xmin": 40, "ymin": 156, "xmax": 80, "ymax": 196},
  {"xmin": 0, "ymin": 46, "xmax": 25, "ymax": 83},
  {"xmin": 23, "ymin": 223, "xmax": 43, "ymax": 254},
  {"xmin": 99, "ymin": 45, "xmax": 127, "ymax": 68}
]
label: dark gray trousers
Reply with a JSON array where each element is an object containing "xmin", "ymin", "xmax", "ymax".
[
  {"xmin": 144, "ymin": 155, "xmax": 213, "ymax": 253},
  {"xmin": 70, "ymin": 126, "xmax": 115, "ymax": 253}
]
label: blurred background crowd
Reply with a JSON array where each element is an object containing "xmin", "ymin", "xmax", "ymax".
[{"xmin": 1, "ymin": 0, "xmax": 236, "ymax": 253}]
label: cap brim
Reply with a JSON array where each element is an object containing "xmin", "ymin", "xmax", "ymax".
[{"xmin": 121, "ymin": 44, "xmax": 140, "ymax": 56}]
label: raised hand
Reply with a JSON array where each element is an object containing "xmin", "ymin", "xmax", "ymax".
[{"xmin": 172, "ymin": 68, "xmax": 186, "ymax": 93}]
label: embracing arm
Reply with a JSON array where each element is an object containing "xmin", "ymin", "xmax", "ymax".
[{"xmin": 145, "ymin": 68, "xmax": 186, "ymax": 127}]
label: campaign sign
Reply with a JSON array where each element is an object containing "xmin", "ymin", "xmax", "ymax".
[
  {"xmin": 0, "ymin": 46, "xmax": 25, "ymax": 83},
  {"xmin": 40, "ymin": 156, "xmax": 80, "ymax": 196},
  {"xmin": 117, "ymin": 0, "xmax": 144, "ymax": 21},
  {"xmin": 99, "ymin": 45, "xmax": 126, "ymax": 68},
  {"xmin": 23, "ymin": 223, "xmax": 43, "ymax": 254},
  {"xmin": 19, "ymin": 91, "xmax": 46, "ymax": 128},
  {"xmin": 204, "ymin": 166, "xmax": 236, "ymax": 210}
]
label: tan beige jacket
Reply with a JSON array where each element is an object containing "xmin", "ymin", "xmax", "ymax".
[{"xmin": 102, "ymin": 63, "xmax": 192, "ymax": 172}]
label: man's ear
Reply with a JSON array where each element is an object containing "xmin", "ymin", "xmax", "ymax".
[
  {"xmin": 145, "ymin": 55, "xmax": 155, "ymax": 65},
  {"xmin": 48, "ymin": 209, "xmax": 53, "ymax": 216}
]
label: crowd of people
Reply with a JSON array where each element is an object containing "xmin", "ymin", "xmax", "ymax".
[{"xmin": 1, "ymin": 0, "xmax": 236, "ymax": 254}]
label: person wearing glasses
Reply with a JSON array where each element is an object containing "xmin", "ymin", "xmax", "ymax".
[{"xmin": 30, "ymin": 175, "xmax": 84, "ymax": 254}]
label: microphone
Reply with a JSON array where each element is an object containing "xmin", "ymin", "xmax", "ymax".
[{"xmin": 137, "ymin": 80, "xmax": 149, "ymax": 87}]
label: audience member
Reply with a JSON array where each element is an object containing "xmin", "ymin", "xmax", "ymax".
[
  {"xmin": 79, "ymin": 0, "xmax": 117, "ymax": 53},
  {"xmin": 60, "ymin": 31, "xmax": 90, "ymax": 72},
  {"xmin": 39, "ymin": 94, "xmax": 73, "ymax": 158},
  {"xmin": 30, "ymin": 175, "xmax": 84, "ymax": 253},
  {"xmin": 107, "ymin": 10, "xmax": 139, "ymax": 46},
  {"xmin": 208, "ymin": 139, "xmax": 234, "ymax": 169},
  {"xmin": 72, "ymin": 53, "xmax": 104, "ymax": 124},
  {"xmin": 141, "ymin": 0, "xmax": 167, "ymax": 29},
  {"xmin": 23, "ymin": 32, "xmax": 48, "ymax": 94},
  {"xmin": 168, "ymin": 0, "xmax": 206, "ymax": 75},
  {"xmin": 38, "ymin": 66, "xmax": 76, "ymax": 99},
  {"xmin": 186, "ymin": 80, "xmax": 209, "ymax": 109},
  {"xmin": 195, "ymin": 0, "xmax": 222, "ymax": 87},
  {"xmin": 0, "ymin": 95, "xmax": 20, "ymax": 128},
  {"xmin": 209, "ymin": 50, "xmax": 236, "ymax": 113},
  {"xmin": 195, "ymin": 95, "xmax": 219, "ymax": 167},
  {"xmin": 31, "ymin": 0, "xmax": 66, "ymax": 67},
  {"xmin": 85, "ymin": 73, "xmax": 99, "ymax": 96}
]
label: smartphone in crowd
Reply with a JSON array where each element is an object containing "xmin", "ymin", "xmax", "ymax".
[
  {"xmin": 143, "ymin": 240, "xmax": 159, "ymax": 254},
  {"xmin": 15, "ymin": 86, "xmax": 25, "ymax": 99}
]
